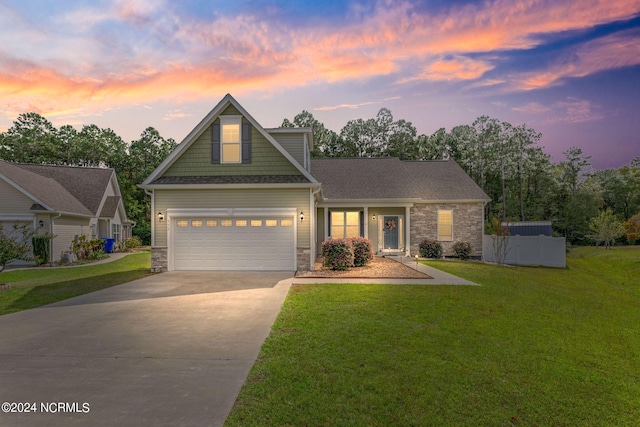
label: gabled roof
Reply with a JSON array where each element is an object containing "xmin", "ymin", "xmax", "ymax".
[
  {"xmin": 310, "ymin": 157, "xmax": 491, "ymax": 202},
  {"xmin": 99, "ymin": 196, "xmax": 122, "ymax": 217},
  {"xmin": 141, "ymin": 94, "xmax": 317, "ymax": 187},
  {"xmin": 0, "ymin": 160, "xmax": 121, "ymax": 217}
]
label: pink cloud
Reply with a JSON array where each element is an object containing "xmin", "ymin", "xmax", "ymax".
[{"xmin": 0, "ymin": 0, "xmax": 639, "ymax": 119}]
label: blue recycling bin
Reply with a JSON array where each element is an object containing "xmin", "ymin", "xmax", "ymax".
[{"xmin": 102, "ymin": 238, "xmax": 115, "ymax": 253}]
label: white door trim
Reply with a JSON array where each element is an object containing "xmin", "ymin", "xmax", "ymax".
[{"xmin": 167, "ymin": 208, "xmax": 297, "ymax": 271}]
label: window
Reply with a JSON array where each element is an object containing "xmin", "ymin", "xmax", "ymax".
[
  {"xmin": 221, "ymin": 220, "xmax": 233, "ymax": 227},
  {"xmin": 221, "ymin": 117, "xmax": 241, "ymax": 163},
  {"xmin": 251, "ymin": 220, "xmax": 262, "ymax": 227},
  {"xmin": 330, "ymin": 211, "xmax": 360, "ymax": 239},
  {"xmin": 206, "ymin": 220, "xmax": 217, "ymax": 227},
  {"xmin": 437, "ymin": 210, "xmax": 453, "ymax": 241},
  {"xmin": 191, "ymin": 220, "xmax": 203, "ymax": 227},
  {"xmin": 280, "ymin": 219, "xmax": 293, "ymax": 227},
  {"xmin": 236, "ymin": 220, "xmax": 247, "ymax": 227},
  {"xmin": 177, "ymin": 220, "xmax": 188, "ymax": 227},
  {"xmin": 112, "ymin": 223, "xmax": 121, "ymax": 241},
  {"xmin": 265, "ymin": 220, "xmax": 277, "ymax": 227}
]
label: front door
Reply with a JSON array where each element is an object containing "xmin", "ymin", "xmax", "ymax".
[{"xmin": 383, "ymin": 216, "xmax": 399, "ymax": 249}]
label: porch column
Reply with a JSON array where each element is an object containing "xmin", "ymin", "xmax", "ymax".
[
  {"xmin": 363, "ymin": 206, "xmax": 369, "ymax": 239},
  {"xmin": 405, "ymin": 206, "xmax": 411, "ymax": 256},
  {"xmin": 324, "ymin": 207, "xmax": 329, "ymax": 241}
]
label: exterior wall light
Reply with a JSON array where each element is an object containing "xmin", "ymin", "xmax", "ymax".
[
  {"xmin": 157, "ymin": 212, "xmax": 165, "ymax": 222},
  {"xmin": 300, "ymin": 211, "xmax": 304, "ymax": 222},
  {"xmin": 372, "ymin": 215, "xmax": 376, "ymax": 221},
  {"xmin": 39, "ymin": 220, "xmax": 44, "ymax": 228}
]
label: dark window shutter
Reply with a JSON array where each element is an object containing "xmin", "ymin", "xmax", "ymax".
[
  {"xmin": 211, "ymin": 120, "xmax": 221, "ymax": 164},
  {"xmin": 360, "ymin": 211, "xmax": 364, "ymax": 237},
  {"xmin": 327, "ymin": 211, "xmax": 332, "ymax": 237},
  {"xmin": 242, "ymin": 122, "xmax": 251, "ymax": 163}
]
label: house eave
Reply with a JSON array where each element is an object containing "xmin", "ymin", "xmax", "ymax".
[{"xmin": 139, "ymin": 183, "xmax": 321, "ymax": 190}]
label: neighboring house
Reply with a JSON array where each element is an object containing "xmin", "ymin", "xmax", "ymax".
[
  {"xmin": 0, "ymin": 160, "xmax": 132, "ymax": 264},
  {"xmin": 141, "ymin": 94, "xmax": 490, "ymax": 272}
]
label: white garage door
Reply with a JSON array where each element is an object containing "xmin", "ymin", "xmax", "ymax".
[{"xmin": 172, "ymin": 217, "xmax": 295, "ymax": 270}]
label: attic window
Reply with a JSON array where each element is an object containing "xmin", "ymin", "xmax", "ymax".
[{"xmin": 221, "ymin": 117, "xmax": 241, "ymax": 163}]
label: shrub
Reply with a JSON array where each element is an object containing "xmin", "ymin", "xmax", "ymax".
[
  {"xmin": 115, "ymin": 236, "xmax": 142, "ymax": 252},
  {"xmin": 0, "ymin": 223, "xmax": 33, "ymax": 272},
  {"xmin": 72, "ymin": 235, "xmax": 105, "ymax": 260},
  {"xmin": 32, "ymin": 234, "xmax": 55, "ymax": 265},
  {"xmin": 419, "ymin": 239, "xmax": 443, "ymax": 259},
  {"xmin": 351, "ymin": 237, "xmax": 374, "ymax": 267},
  {"xmin": 452, "ymin": 241, "xmax": 472, "ymax": 260},
  {"xmin": 321, "ymin": 238, "xmax": 354, "ymax": 271},
  {"xmin": 133, "ymin": 224, "xmax": 151, "ymax": 246}
]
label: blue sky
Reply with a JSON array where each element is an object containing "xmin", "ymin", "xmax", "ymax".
[{"xmin": 1, "ymin": 0, "xmax": 639, "ymax": 169}]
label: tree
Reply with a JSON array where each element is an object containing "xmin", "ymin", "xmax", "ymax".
[
  {"xmin": 0, "ymin": 223, "xmax": 33, "ymax": 272},
  {"xmin": 589, "ymin": 209, "xmax": 625, "ymax": 248},
  {"xmin": 623, "ymin": 213, "xmax": 640, "ymax": 243},
  {"xmin": 281, "ymin": 110, "xmax": 342, "ymax": 157},
  {"xmin": 0, "ymin": 113, "xmax": 60, "ymax": 164}
]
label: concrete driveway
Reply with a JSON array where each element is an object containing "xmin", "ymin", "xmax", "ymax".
[{"xmin": 0, "ymin": 271, "xmax": 293, "ymax": 427}]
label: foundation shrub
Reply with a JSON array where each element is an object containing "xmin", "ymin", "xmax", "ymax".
[
  {"xmin": 321, "ymin": 238, "xmax": 354, "ymax": 271},
  {"xmin": 452, "ymin": 241, "xmax": 472, "ymax": 260},
  {"xmin": 350, "ymin": 237, "xmax": 374, "ymax": 267},
  {"xmin": 419, "ymin": 239, "xmax": 443, "ymax": 259}
]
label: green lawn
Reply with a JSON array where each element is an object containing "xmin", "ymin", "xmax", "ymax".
[
  {"xmin": 225, "ymin": 246, "xmax": 640, "ymax": 426},
  {"xmin": 0, "ymin": 252, "xmax": 153, "ymax": 315}
]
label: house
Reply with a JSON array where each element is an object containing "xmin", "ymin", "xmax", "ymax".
[
  {"xmin": 0, "ymin": 160, "xmax": 132, "ymax": 264},
  {"xmin": 140, "ymin": 94, "xmax": 490, "ymax": 272}
]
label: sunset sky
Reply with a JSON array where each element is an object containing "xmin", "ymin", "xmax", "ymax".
[{"xmin": 1, "ymin": 0, "xmax": 639, "ymax": 170}]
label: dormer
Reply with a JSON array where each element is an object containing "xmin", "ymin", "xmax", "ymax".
[{"xmin": 266, "ymin": 128, "xmax": 313, "ymax": 172}]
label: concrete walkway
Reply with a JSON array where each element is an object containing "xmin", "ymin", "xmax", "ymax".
[
  {"xmin": 0, "ymin": 271, "xmax": 293, "ymax": 427},
  {"xmin": 292, "ymin": 256, "xmax": 479, "ymax": 285}
]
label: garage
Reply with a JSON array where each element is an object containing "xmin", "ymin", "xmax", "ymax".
[{"xmin": 171, "ymin": 216, "xmax": 296, "ymax": 271}]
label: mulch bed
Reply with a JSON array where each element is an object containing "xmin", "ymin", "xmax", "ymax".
[{"xmin": 295, "ymin": 256, "xmax": 432, "ymax": 279}]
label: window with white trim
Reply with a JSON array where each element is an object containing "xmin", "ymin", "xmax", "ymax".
[
  {"xmin": 330, "ymin": 211, "xmax": 360, "ymax": 239},
  {"xmin": 220, "ymin": 117, "xmax": 241, "ymax": 163},
  {"xmin": 437, "ymin": 210, "xmax": 453, "ymax": 241},
  {"xmin": 112, "ymin": 223, "xmax": 121, "ymax": 241}
]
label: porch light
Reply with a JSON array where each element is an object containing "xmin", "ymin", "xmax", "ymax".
[
  {"xmin": 39, "ymin": 220, "xmax": 44, "ymax": 228},
  {"xmin": 372, "ymin": 215, "xmax": 376, "ymax": 221},
  {"xmin": 300, "ymin": 211, "xmax": 304, "ymax": 222},
  {"xmin": 157, "ymin": 212, "xmax": 165, "ymax": 222}
]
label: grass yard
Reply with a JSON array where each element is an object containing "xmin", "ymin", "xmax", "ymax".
[
  {"xmin": 0, "ymin": 252, "xmax": 153, "ymax": 316},
  {"xmin": 225, "ymin": 247, "xmax": 640, "ymax": 426}
]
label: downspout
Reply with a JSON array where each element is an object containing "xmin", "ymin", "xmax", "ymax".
[
  {"xmin": 311, "ymin": 186, "xmax": 322, "ymax": 266},
  {"xmin": 145, "ymin": 189, "xmax": 155, "ymax": 247},
  {"xmin": 50, "ymin": 212, "xmax": 62, "ymax": 265}
]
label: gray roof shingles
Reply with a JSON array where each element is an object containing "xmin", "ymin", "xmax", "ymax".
[
  {"xmin": 310, "ymin": 157, "xmax": 490, "ymax": 201},
  {"xmin": 0, "ymin": 160, "xmax": 114, "ymax": 216}
]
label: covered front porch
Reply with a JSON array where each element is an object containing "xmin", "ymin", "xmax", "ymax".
[{"xmin": 316, "ymin": 202, "xmax": 414, "ymax": 256}]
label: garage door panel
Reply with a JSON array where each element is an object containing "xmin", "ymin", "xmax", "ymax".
[{"xmin": 173, "ymin": 216, "xmax": 294, "ymax": 271}]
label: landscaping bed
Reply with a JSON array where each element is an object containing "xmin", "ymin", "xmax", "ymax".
[{"xmin": 296, "ymin": 256, "xmax": 431, "ymax": 278}]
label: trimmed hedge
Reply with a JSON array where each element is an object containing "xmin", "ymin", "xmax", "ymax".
[
  {"xmin": 351, "ymin": 237, "xmax": 374, "ymax": 267},
  {"xmin": 452, "ymin": 241, "xmax": 472, "ymax": 260},
  {"xmin": 419, "ymin": 239, "xmax": 443, "ymax": 259},
  {"xmin": 321, "ymin": 237, "xmax": 374, "ymax": 270},
  {"xmin": 322, "ymin": 238, "xmax": 354, "ymax": 271}
]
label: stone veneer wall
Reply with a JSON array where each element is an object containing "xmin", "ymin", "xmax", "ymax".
[
  {"xmin": 410, "ymin": 203, "xmax": 484, "ymax": 257},
  {"xmin": 297, "ymin": 247, "xmax": 312, "ymax": 272},
  {"xmin": 151, "ymin": 247, "xmax": 168, "ymax": 272}
]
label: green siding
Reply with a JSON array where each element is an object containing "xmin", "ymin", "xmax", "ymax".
[
  {"xmin": 164, "ymin": 125, "xmax": 302, "ymax": 177},
  {"xmin": 154, "ymin": 188, "xmax": 311, "ymax": 247},
  {"xmin": 272, "ymin": 133, "xmax": 305, "ymax": 165},
  {"xmin": 221, "ymin": 105, "xmax": 241, "ymax": 116}
]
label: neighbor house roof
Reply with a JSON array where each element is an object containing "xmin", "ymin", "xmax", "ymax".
[
  {"xmin": 0, "ymin": 160, "xmax": 118, "ymax": 217},
  {"xmin": 310, "ymin": 157, "xmax": 491, "ymax": 202}
]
